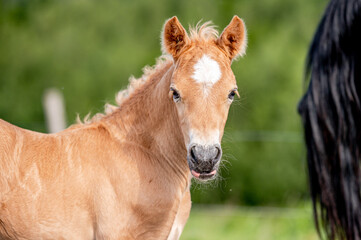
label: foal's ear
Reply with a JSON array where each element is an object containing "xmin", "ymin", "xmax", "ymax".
[
  {"xmin": 217, "ymin": 16, "xmax": 247, "ymax": 61},
  {"xmin": 162, "ymin": 16, "xmax": 190, "ymax": 59}
]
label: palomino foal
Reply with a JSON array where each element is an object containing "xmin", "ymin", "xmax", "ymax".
[{"xmin": 0, "ymin": 16, "xmax": 247, "ymax": 239}]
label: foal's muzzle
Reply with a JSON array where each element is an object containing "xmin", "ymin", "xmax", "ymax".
[{"xmin": 187, "ymin": 143, "xmax": 222, "ymax": 180}]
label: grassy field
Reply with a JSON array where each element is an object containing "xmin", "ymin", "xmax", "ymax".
[{"xmin": 181, "ymin": 204, "xmax": 318, "ymax": 240}]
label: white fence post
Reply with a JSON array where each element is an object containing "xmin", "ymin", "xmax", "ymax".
[{"xmin": 43, "ymin": 88, "xmax": 67, "ymax": 133}]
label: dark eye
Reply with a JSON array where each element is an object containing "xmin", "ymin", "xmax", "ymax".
[
  {"xmin": 228, "ymin": 90, "xmax": 236, "ymax": 101},
  {"xmin": 171, "ymin": 88, "xmax": 181, "ymax": 102}
]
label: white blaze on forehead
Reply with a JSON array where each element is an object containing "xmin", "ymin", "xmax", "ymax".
[{"xmin": 192, "ymin": 54, "xmax": 222, "ymax": 88}]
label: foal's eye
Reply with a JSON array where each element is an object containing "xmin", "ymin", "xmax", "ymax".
[
  {"xmin": 228, "ymin": 90, "xmax": 237, "ymax": 101},
  {"xmin": 170, "ymin": 88, "xmax": 181, "ymax": 102}
]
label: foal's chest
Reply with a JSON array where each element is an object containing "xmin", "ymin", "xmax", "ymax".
[{"xmin": 93, "ymin": 174, "xmax": 185, "ymax": 239}]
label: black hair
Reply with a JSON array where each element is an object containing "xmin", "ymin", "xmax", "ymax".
[{"xmin": 298, "ymin": 0, "xmax": 361, "ymax": 239}]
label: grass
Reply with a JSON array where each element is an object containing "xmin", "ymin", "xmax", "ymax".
[{"xmin": 181, "ymin": 204, "xmax": 318, "ymax": 240}]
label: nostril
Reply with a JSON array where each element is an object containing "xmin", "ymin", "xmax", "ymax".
[
  {"xmin": 190, "ymin": 146, "xmax": 198, "ymax": 163},
  {"xmin": 213, "ymin": 145, "xmax": 222, "ymax": 162}
]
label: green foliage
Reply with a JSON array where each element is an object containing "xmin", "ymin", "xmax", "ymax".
[{"xmin": 0, "ymin": 0, "xmax": 327, "ymax": 205}]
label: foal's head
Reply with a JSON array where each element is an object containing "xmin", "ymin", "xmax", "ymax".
[{"xmin": 162, "ymin": 16, "xmax": 247, "ymax": 180}]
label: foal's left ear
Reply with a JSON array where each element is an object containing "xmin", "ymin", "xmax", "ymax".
[
  {"xmin": 217, "ymin": 16, "xmax": 247, "ymax": 61},
  {"xmin": 162, "ymin": 16, "xmax": 190, "ymax": 60}
]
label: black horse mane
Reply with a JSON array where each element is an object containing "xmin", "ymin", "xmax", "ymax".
[{"xmin": 298, "ymin": 0, "xmax": 361, "ymax": 239}]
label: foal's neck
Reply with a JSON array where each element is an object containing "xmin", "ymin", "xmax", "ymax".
[{"xmin": 107, "ymin": 60, "xmax": 189, "ymax": 184}]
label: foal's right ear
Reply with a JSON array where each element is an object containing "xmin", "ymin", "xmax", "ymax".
[{"xmin": 162, "ymin": 16, "xmax": 190, "ymax": 60}]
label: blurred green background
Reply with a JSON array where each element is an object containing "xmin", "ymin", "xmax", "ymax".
[{"xmin": 0, "ymin": 0, "xmax": 327, "ymax": 238}]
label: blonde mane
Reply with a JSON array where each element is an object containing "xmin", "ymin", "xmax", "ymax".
[
  {"xmin": 78, "ymin": 22, "xmax": 219, "ymax": 124},
  {"xmin": 189, "ymin": 21, "xmax": 219, "ymax": 41}
]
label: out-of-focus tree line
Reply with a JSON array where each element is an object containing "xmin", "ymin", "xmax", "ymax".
[{"xmin": 0, "ymin": 0, "xmax": 327, "ymax": 206}]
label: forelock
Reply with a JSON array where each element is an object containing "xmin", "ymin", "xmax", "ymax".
[{"xmin": 189, "ymin": 21, "xmax": 219, "ymax": 41}]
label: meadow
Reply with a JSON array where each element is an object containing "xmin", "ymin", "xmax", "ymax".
[{"xmin": 182, "ymin": 204, "xmax": 318, "ymax": 240}]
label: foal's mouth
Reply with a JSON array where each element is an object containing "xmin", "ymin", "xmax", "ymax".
[{"xmin": 191, "ymin": 169, "xmax": 217, "ymax": 180}]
